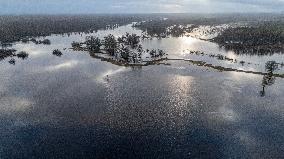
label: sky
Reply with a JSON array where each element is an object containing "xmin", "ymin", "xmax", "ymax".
[{"xmin": 0, "ymin": 0, "xmax": 283, "ymax": 14}]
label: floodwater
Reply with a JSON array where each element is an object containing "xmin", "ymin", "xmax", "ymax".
[{"xmin": 0, "ymin": 24, "xmax": 284, "ymax": 158}]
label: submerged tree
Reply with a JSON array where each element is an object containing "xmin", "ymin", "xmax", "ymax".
[
  {"xmin": 125, "ymin": 33, "xmax": 140, "ymax": 48},
  {"xmin": 0, "ymin": 49, "xmax": 29, "ymax": 65},
  {"xmin": 71, "ymin": 41, "xmax": 81, "ymax": 48},
  {"xmin": 8, "ymin": 58, "xmax": 16, "ymax": 65},
  {"xmin": 41, "ymin": 39, "xmax": 51, "ymax": 45},
  {"xmin": 265, "ymin": 61, "xmax": 279, "ymax": 74},
  {"xmin": 30, "ymin": 38, "xmax": 38, "ymax": 44},
  {"xmin": 1, "ymin": 43, "xmax": 13, "ymax": 49},
  {"xmin": 149, "ymin": 50, "xmax": 156, "ymax": 58},
  {"xmin": 53, "ymin": 49, "xmax": 63, "ymax": 57},
  {"xmin": 158, "ymin": 49, "xmax": 165, "ymax": 57},
  {"xmin": 119, "ymin": 44, "xmax": 131, "ymax": 61},
  {"xmin": 16, "ymin": 51, "xmax": 29, "ymax": 59},
  {"xmin": 0, "ymin": 49, "xmax": 16, "ymax": 60},
  {"xmin": 86, "ymin": 36, "xmax": 102, "ymax": 52},
  {"xmin": 104, "ymin": 34, "xmax": 117, "ymax": 56},
  {"xmin": 260, "ymin": 61, "xmax": 279, "ymax": 97}
]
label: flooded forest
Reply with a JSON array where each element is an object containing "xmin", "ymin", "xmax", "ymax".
[{"xmin": 0, "ymin": 13, "xmax": 284, "ymax": 158}]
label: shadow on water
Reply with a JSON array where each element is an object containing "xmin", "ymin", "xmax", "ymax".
[{"xmin": 260, "ymin": 61, "xmax": 278, "ymax": 97}]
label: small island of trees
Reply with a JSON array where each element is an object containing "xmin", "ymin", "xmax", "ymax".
[
  {"xmin": 0, "ymin": 47, "xmax": 29, "ymax": 65},
  {"xmin": 71, "ymin": 33, "xmax": 167, "ymax": 66}
]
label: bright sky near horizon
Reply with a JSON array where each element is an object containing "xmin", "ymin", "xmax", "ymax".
[{"xmin": 0, "ymin": 0, "xmax": 283, "ymax": 14}]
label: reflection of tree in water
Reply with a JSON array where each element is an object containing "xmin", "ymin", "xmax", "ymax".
[{"xmin": 260, "ymin": 61, "xmax": 278, "ymax": 97}]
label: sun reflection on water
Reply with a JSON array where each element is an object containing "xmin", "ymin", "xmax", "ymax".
[
  {"xmin": 46, "ymin": 60, "xmax": 79, "ymax": 71},
  {"xmin": 166, "ymin": 75, "xmax": 196, "ymax": 127},
  {"xmin": 97, "ymin": 67, "xmax": 128, "ymax": 83}
]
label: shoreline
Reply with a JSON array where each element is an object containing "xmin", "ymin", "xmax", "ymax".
[{"xmin": 72, "ymin": 48, "xmax": 284, "ymax": 78}]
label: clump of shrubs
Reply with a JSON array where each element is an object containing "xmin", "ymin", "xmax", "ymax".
[
  {"xmin": 72, "ymin": 33, "xmax": 167, "ymax": 64},
  {"xmin": 52, "ymin": 49, "xmax": 63, "ymax": 57},
  {"xmin": 16, "ymin": 51, "xmax": 29, "ymax": 59}
]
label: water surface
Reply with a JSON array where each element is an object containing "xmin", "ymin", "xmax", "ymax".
[{"xmin": 0, "ymin": 24, "xmax": 284, "ymax": 159}]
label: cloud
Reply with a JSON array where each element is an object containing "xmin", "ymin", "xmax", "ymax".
[
  {"xmin": 211, "ymin": 0, "xmax": 284, "ymax": 10},
  {"xmin": 0, "ymin": 0, "xmax": 283, "ymax": 14}
]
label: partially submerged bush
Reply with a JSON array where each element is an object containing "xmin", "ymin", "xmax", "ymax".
[
  {"xmin": 30, "ymin": 38, "xmax": 38, "ymax": 44},
  {"xmin": 85, "ymin": 36, "xmax": 102, "ymax": 52},
  {"xmin": 125, "ymin": 33, "xmax": 140, "ymax": 47},
  {"xmin": 40, "ymin": 39, "xmax": 51, "ymax": 45},
  {"xmin": 21, "ymin": 38, "xmax": 29, "ymax": 43},
  {"xmin": 17, "ymin": 51, "xmax": 29, "ymax": 59},
  {"xmin": 71, "ymin": 41, "xmax": 81, "ymax": 48},
  {"xmin": 104, "ymin": 34, "xmax": 117, "ymax": 56},
  {"xmin": 8, "ymin": 58, "xmax": 16, "ymax": 65},
  {"xmin": 0, "ymin": 49, "xmax": 16, "ymax": 60},
  {"xmin": 52, "ymin": 49, "xmax": 63, "ymax": 57},
  {"xmin": 265, "ymin": 61, "xmax": 279, "ymax": 73}
]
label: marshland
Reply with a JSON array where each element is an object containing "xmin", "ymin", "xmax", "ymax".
[{"xmin": 0, "ymin": 13, "xmax": 284, "ymax": 159}]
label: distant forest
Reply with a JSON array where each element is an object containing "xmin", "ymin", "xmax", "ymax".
[
  {"xmin": 0, "ymin": 15, "xmax": 148, "ymax": 43},
  {"xmin": 0, "ymin": 13, "xmax": 283, "ymax": 48}
]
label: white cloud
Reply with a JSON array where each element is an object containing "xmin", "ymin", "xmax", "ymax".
[{"xmin": 0, "ymin": 0, "xmax": 283, "ymax": 14}]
